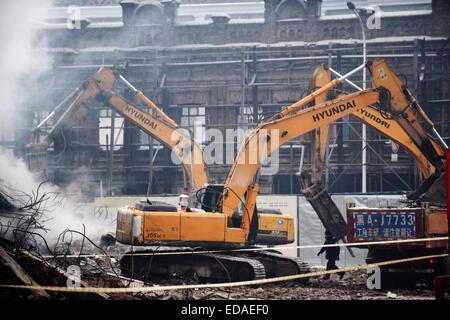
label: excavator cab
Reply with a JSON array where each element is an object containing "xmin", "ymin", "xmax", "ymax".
[
  {"xmin": 187, "ymin": 184, "xmax": 294, "ymax": 245},
  {"xmin": 188, "ymin": 184, "xmax": 249, "ymax": 230},
  {"xmin": 188, "ymin": 184, "xmax": 224, "ymax": 212}
]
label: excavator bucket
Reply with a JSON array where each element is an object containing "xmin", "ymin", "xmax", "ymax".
[
  {"xmin": 407, "ymin": 174, "xmax": 439, "ymax": 201},
  {"xmin": 415, "ymin": 172, "xmax": 447, "ymax": 206},
  {"xmin": 407, "ymin": 172, "xmax": 447, "ymax": 206},
  {"xmin": 302, "ymin": 181, "xmax": 348, "ymax": 240}
]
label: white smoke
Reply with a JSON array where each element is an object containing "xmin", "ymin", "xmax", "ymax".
[
  {"xmin": 0, "ymin": 1, "xmax": 114, "ymax": 244},
  {"xmin": 0, "ymin": 149, "xmax": 113, "ymax": 242},
  {"xmin": 0, "ymin": 1, "xmax": 50, "ymax": 136}
]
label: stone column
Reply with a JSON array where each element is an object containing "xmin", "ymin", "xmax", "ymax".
[{"xmin": 264, "ymin": 0, "xmax": 278, "ymax": 43}]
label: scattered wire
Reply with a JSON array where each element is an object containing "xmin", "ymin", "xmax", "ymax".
[{"xmin": 0, "ymin": 180, "xmax": 124, "ymax": 287}]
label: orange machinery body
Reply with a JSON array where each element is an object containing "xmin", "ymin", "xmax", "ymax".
[
  {"xmin": 255, "ymin": 213, "xmax": 295, "ymax": 244},
  {"xmin": 116, "ymin": 207, "xmax": 294, "ymax": 247}
]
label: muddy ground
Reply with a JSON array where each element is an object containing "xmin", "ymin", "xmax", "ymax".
[
  {"xmin": 0, "ymin": 237, "xmax": 438, "ymax": 300},
  {"xmin": 72, "ymin": 242, "xmax": 438, "ymax": 300},
  {"xmin": 131, "ymin": 271, "xmax": 435, "ymax": 300}
]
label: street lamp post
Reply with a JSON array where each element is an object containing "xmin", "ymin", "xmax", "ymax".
[{"xmin": 347, "ymin": 2, "xmax": 368, "ymax": 193}]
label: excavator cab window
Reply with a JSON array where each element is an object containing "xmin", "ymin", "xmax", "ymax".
[
  {"xmin": 188, "ymin": 184, "xmax": 224, "ymax": 212},
  {"xmin": 258, "ymin": 208, "xmax": 282, "ymax": 215},
  {"xmin": 229, "ymin": 201, "xmax": 244, "ymax": 227},
  {"xmin": 134, "ymin": 200, "xmax": 178, "ymax": 212}
]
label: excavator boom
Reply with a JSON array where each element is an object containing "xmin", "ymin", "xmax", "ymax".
[
  {"xmin": 313, "ymin": 64, "xmax": 442, "ymax": 180},
  {"xmin": 222, "ymin": 89, "xmax": 383, "ymax": 217},
  {"xmin": 309, "ymin": 65, "xmax": 332, "ymax": 183},
  {"xmin": 100, "ymin": 91, "xmax": 208, "ymax": 190},
  {"xmin": 369, "ymin": 60, "xmax": 446, "ymax": 172},
  {"xmin": 44, "ymin": 67, "xmax": 208, "ymax": 190}
]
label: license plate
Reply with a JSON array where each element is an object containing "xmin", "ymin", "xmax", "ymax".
[{"xmin": 352, "ymin": 211, "xmax": 416, "ymax": 241}]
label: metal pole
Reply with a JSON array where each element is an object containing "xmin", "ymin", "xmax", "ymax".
[
  {"xmin": 362, "ymin": 27, "xmax": 368, "ymax": 194},
  {"xmin": 241, "ymin": 49, "xmax": 246, "ymax": 111},
  {"xmin": 251, "ymin": 47, "xmax": 259, "ymax": 126},
  {"xmin": 109, "ymin": 112, "xmax": 115, "ymax": 196},
  {"xmin": 296, "ymin": 195, "xmax": 301, "ymax": 258},
  {"xmin": 433, "ymin": 127, "xmax": 449, "ymax": 149},
  {"xmin": 348, "ymin": 2, "xmax": 367, "ymax": 193}
]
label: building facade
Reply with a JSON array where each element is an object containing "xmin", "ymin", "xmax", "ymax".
[{"xmin": 6, "ymin": 0, "xmax": 450, "ymax": 198}]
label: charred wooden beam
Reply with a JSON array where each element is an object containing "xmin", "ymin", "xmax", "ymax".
[{"xmin": 0, "ymin": 245, "xmax": 50, "ymax": 299}]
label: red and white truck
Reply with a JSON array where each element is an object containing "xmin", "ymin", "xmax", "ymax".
[{"xmin": 346, "ymin": 202, "xmax": 448, "ymax": 288}]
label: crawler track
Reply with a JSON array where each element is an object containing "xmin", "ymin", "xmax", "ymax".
[
  {"xmin": 235, "ymin": 250, "xmax": 311, "ymax": 282},
  {"xmin": 120, "ymin": 248, "xmax": 266, "ymax": 282},
  {"xmin": 119, "ymin": 247, "xmax": 310, "ymax": 283}
]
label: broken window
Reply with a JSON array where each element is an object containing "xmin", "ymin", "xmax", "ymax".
[{"xmin": 99, "ymin": 109, "xmax": 124, "ymax": 151}]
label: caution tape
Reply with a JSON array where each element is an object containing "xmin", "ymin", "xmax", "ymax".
[
  {"xmin": 41, "ymin": 236, "xmax": 449, "ymax": 259},
  {"xmin": 1, "ymin": 253, "xmax": 447, "ymax": 294}
]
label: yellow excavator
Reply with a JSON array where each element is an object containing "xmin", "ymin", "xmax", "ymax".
[
  {"xmin": 300, "ymin": 64, "xmax": 447, "ymax": 241},
  {"xmin": 38, "ymin": 67, "xmax": 297, "ymax": 246},
  {"xmin": 305, "ymin": 64, "xmax": 448, "ymax": 288},
  {"xmin": 116, "ymin": 59, "xmax": 447, "ymax": 281}
]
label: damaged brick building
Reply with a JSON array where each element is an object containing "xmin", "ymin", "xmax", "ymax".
[{"xmin": 4, "ymin": 0, "xmax": 450, "ymax": 197}]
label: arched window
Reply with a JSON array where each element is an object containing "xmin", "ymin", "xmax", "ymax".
[
  {"xmin": 133, "ymin": 1, "xmax": 165, "ymax": 26},
  {"xmin": 275, "ymin": 0, "xmax": 307, "ymax": 21}
]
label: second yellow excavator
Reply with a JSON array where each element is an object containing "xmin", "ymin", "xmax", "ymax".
[{"xmin": 300, "ymin": 64, "xmax": 446, "ymax": 242}]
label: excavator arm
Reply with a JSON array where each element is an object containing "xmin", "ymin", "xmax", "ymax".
[
  {"xmin": 97, "ymin": 91, "xmax": 208, "ymax": 190},
  {"xmin": 300, "ymin": 66, "xmax": 349, "ymax": 241},
  {"xmin": 43, "ymin": 67, "xmax": 208, "ymax": 190},
  {"xmin": 368, "ymin": 60, "xmax": 446, "ymax": 172},
  {"xmin": 311, "ymin": 64, "xmax": 441, "ymax": 180},
  {"xmin": 221, "ymin": 89, "xmax": 384, "ymax": 219},
  {"xmin": 368, "ymin": 61, "xmax": 447, "ymax": 204},
  {"xmin": 309, "ymin": 65, "xmax": 332, "ymax": 183},
  {"xmin": 352, "ymin": 106, "xmax": 441, "ymax": 178}
]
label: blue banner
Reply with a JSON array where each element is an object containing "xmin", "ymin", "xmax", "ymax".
[{"xmin": 352, "ymin": 211, "xmax": 416, "ymax": 240}]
